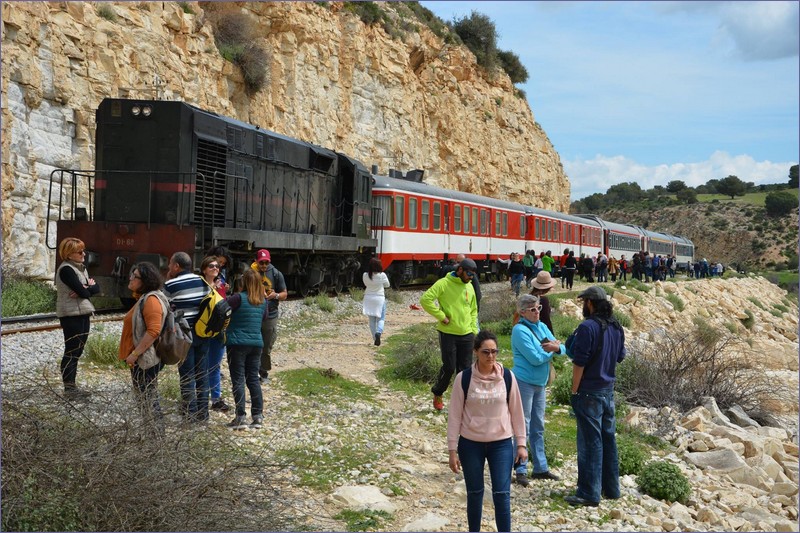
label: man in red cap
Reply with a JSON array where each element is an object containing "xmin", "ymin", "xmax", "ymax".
[{"xmin": 250, "ymin": 249, "xmax": 287, "ymax": 383}]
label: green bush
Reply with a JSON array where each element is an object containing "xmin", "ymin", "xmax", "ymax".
[
  {"xmin": 452, "ymin": 11, "xmax": 498, "ymax": 72},
  {"xmin": 96, "ymin": 4, "xmax": 117, "ymax": 22},
  {"xmin": 1, "ymin": 275, "xmax": 57, "ymax": 317},
  {"xmin": 549, "ymin": 366, "xmax": 572, "ymax": 406},
  {"xmin": 665, "ymin": 293, "xmax": 685, "ymax": 312},
  {"xmin": 315, "ymin": 294, "xmax": 335, "ymax": 313},
  {"xmin": 765, "ymin": 190, "xmax": 797, "ymax": 217},
  {"xmin": 83, "ymin": 325, "xmax": 125, "ymax": 368},
  {"xmin": 380, "ymin": 324, "xmax": 441, "ymax": 384},
  {"xmin": 740, "ymin": 309, "xmax": 755, "ymax": 330},
  {"xmin": 613, "ymin": 310, "xmax": 631, "ymax": 328},
  {"xmin": 637, "ymin": 461, "xmax": 691, "ymax": 503},
  {"xmin": 617, "ymin": 434, "xmax": 648, "ymax": 476},
  {"xmin": 211, "ymin": 10, "xmax": 269, "ymax": 93},
  {"xmin": 496, "ymin": 49, "xmax": 528, "ymax": 83}
]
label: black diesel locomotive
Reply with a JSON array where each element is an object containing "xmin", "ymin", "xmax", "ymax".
[{"xmin": 51, "ymin": 98, "xmax": 375, "ymax": 300}]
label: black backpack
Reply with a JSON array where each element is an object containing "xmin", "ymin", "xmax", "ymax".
[{"xmin": 461, "ymin": 366, "xmax": 512, "ymax": 404}]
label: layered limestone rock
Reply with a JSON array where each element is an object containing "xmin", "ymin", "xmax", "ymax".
[{"xmin": 1, "ymin": 2, "xmax": 570, "ymax": 278}]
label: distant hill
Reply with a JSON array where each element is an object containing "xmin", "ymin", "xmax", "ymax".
[{"xmin": 593, "ymin": 197, "xmax": 798, "ymax": 270}]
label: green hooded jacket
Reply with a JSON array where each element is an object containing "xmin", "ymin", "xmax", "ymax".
[{"xmin": 420, "ymin": 272, "xmax": 479, "ymax": 336}]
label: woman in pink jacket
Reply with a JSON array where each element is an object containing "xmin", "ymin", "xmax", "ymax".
[{"xmin": 447, "ymin": 330, "xmax": 528, "ymax": 532}]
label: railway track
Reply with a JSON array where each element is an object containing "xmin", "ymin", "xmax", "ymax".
[{"xmin": 1, "ymin": 308, "xmax": 127, "ymax": 336}]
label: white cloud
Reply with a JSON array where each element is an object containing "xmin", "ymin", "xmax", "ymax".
[
  {"xmin": 566, "ymin": 151, "xmax": 796, "ymax": 201},
  {"xmin": 658, "ymin": 1, "xmax": 800, "ymax": 60}
]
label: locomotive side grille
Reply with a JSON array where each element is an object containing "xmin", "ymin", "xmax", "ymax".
[{"xmin": 195, "ymin": 139, "xmax": 227, "ymax": 226}]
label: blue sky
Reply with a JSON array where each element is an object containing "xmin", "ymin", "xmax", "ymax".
[{"xmin": 420, "ymin": 1, "xmax": 800, "ymax": 202}]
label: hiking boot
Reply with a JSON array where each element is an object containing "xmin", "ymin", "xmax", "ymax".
[
  {"xmin": 374, "ymin": 333, "xmax": 381, "ymax": 346},
  {"xmin": 250, "ymin": 415, "xmax": 264, "ymax": 429},
  {"xmin": 514, "ymin": 472, "xmax": 530, "ymax": 487},
  {"xmin": 531, "ymin": 471, "xmax": 560, "ymax": 481},
  {"xmin": 564, "ymin": 494, "xmax": 599, "ymax": 507},
  {"xmin": 433, "ymin": 395, "xmax": 444, "ymax": 411},
  {"xmin": 211, "ymin": 400, "xmax": 231, "ymax": 412},
  {"xmin": 226, "ymin": 415, "xmax": 249, "ymax": 430},
  {"xmin": 63, "ymin": 386, "xmax": 91, "ymax": 400}
]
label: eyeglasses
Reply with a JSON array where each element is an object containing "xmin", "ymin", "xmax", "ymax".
[
  {"xmin": 524, "ymin": 305, "xmax": 542, "ymax": 313},
  {"xmin": 129, "ymin": 273, "xmax": 141, "ymax": 280},
  {"xmin": 478, "ymin": 348, "xmax": 499, "ymax": 355},
  {"xmin": 207, "ymin": 263, "xmax": 219, "ymax": 269},
  {"xmin": 258, "ymin": 261, "xmax": 269, "ymax": 266}
]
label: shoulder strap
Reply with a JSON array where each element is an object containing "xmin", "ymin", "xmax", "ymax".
[
  {"xmin": 462, "ymin": 366, "xmax": 512, "ymax": 405},
  {"xmin": 521, "ymin": 320, "xmax": 545, "ymax": 343}
]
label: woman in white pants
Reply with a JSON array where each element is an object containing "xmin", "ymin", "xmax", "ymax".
[{"xmin": 362, "ymin": 258, "xmax": 391, "ymax": 346}]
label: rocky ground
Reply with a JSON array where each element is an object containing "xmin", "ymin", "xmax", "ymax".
[{"xmin": 2, "ymin": 275, "xmax": 798, "ymax": 532}]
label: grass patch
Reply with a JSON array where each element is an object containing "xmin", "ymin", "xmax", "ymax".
[
  {"xmin": 83, "ymin": 325, "xmax": 125, "ymax": 368},
  {"xmin": 626, "ymin": 278, "xmax": 652, "ymax": 293},
  {"xmin": 1, "ymin": 276, "xmax": 56, "ymax": 317},
  {"xmin": 746, "ymin": 296, "xmax": 766, "ymax": 310},
  {"xmin": 334, "ymin": 509, "xmax": 392, "ymax": 531},
  {"xmin": 740, "ymin": 309, "xmax": 755, "ymax": 330},
  {"xmin": 543, "ymin": 405, "xmax": 576, "ymax": 467},
  {"xmin": 665, "ymin": 293, "xmax": 685, "ymax": 312},
  {"xmin": 613, "ymin": 309, "xmax": 631, "ymax": 328},
  {"xmin": 96, "ymin": 4, "xmax": 117, "ymax": 22},
  {"xmin": 277, "ymin": 367, "xmax": 377, "ymax": 405},
  {"xmin": 274, "ymin": 443, "xmax": 381, "ymax": 491},
  {"xmin": 349, "ymin": 287, "xmax": 364, "ymax": 302},
  {"xmin": 385, "ymin": 289, "xmax": 404, "ymax": 304}
]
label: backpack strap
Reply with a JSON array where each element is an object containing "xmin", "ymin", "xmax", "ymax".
[{"xmin": 461, "ymin": 366, "xmax": 512, "ymax": 405}]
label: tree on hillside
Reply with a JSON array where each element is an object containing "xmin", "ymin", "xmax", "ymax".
[
  {"xmin": 703, "ymin": 178, "xmax": 721, "ymax": 194},
  {"xmin": 716, "ymin": 175, "xmax": 747, "ymax": 199},
  {"xmin": 606, "ymin": 182, "xmax": 643, "ymax": 202},
  {"xmin": 666, "ymin": 180, "xmax": 687, "ymax": 193},
  {"xmin": 497, "ymin": 49, "xmax": 528, "ymax": 83},
  {"xmin": 765, "ymin": 191, "xmax": 798, "ymax": 217},
  {"xmin": 452, "ymin": 11, "xmax": 498, "ymax": 72},
  {"xmin": 676, "ymin": 188, "xmax": 698, "ymax": 204},
  {"xmin": 789, "ymin": 164, "xmax": 799, "ymax": 188},
  {"xmin": 582, "ymin": 193, "xmax": 606, "ymax": 212}
]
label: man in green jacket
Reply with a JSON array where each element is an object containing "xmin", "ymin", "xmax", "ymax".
[{"xmin": 421, "ymin": 258, "xmax": 479, "ymax": 411}]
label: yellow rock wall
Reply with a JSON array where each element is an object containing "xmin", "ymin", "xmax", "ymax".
[{"xmin": 1, "ymin": 1, "xmax": 570, "ymax": 277}]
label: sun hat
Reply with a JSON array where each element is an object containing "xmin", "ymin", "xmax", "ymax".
[{"xmin": 531, "ymin": 270, "xmax": 556, "ymax": 290}]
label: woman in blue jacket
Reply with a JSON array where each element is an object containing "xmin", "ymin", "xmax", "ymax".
[
  {"xmin": 510, "ymin": 294, "xmax": 565, "ymax": 486},
  {"xmin": 224, "ymin": 269, "xmax": 268, "ymax": 430}
]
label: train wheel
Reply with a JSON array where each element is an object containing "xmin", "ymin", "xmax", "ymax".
[
  {"xmin": 389, "ymin": 273, "xmax": 402, "ymax": 290},
  {"xmin": 297, "ymin": 278, "xmax": 311, "ymax": 298},
  {"xmin": 333, "ymin": 277, "xmax": 345, "ymax": 295}
]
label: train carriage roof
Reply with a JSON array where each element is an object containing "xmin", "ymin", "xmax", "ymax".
[
  {"xmin": 372, "ymin": 174, "xmax": 601, "ymax": 227},
  {"xmin": 574, "ymin": 214, "xmax": 637, "ymax": 233},
  {"xmin": 638, "ymin": 227, "xmax": 674, "ymax": 241}
]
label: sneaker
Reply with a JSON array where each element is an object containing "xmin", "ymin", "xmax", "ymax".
[
  {"xmin": 433, "ymin": 395, "xmax": 444, "ymax": 411},
  {"xmin": 259, "ymin": 372, "xmax": 270, "ymax": 384},
  {"xmin": 374, "ymin": 333, "xmax": 381, "ymax": 346},
  {"xmin": 514, "ymin": 472, "xmax": 530, "ymax": 487},
  {"xmin": 211, "ymin": 400, "xmax": 231, "ymax": 412},
  {"xmin": 250, "ymin": 415, "xmax": 264, "ymax": 429},
  {"xmin": 531, "ymin": 471, "xmax": 560, "ymax": 481},
  {"xmin": 226, "ymin": 415, "xmax": 249, "ymax": 430}
]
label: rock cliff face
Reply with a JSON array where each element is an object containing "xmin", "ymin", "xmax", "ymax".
[{"xmin": 1, "ymin": 2, "xmax": 570, "ymax": 278}]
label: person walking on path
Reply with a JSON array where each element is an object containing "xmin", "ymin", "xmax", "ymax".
[
  {"xmin": 563, "ymin": 251, "xmax": 577, "ymax": 290},
  {"xmin": 223, "ymin": 269, "xmax": 268, "ymax": 430},
  {"xmin": 55, "ymin": 237, "xmax": 100, "ymax": 399},
  {"xmin": 565, "ymin": 286, "xmax": 626, "ymax": 507},
  {"xmin": 164, "ymin": 251, "xmax": 211, "ymax": 422},
  {"xmin": 421, "ymin": 258, "xmax": 479, "ymax": 411},
  {"xmin": 511, "ymin": 294, "xmax": 565, "ymax": 487},
  {"xmin": 250, "ymin": 249, "xmax": 288, "ymax": 384},
  {"xmin": 362, "ymin": 257, "xmax": 391, "ymax": 346},
  {"xmin": 447, "ymin": 330, "xmax": 528, "ymax": 532}
]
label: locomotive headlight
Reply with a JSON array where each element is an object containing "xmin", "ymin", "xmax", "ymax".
[
  {"xmin": 131, "ymin": 105, "xmax": 141, "ymax": 116},
  {"xmin": 142, "ymin": 105, "xmax": 152, "ymax": 117}
]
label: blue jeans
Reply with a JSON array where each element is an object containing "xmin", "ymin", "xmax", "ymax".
[
  {"xmin": 570, "ymin": 388, "xmax": 620, "ymax": 503},
  {"xmin": 368, "ymin": 300, "xmax": 387, "ymax": 337},
  {"xmin": 458, "ymin": 436, "xmax": 513, "ymax": 533},
  {"xmin": 515, "ymin": 379, "xmax": 548, "ymax": 475},
  {"xmin": 178, "ymin": 335, "xmax": 211, "ymax": 420},
  {"xmin": 227, "ymin": 344, "xmax": 263, "ymax": 418},
  {"xmin": 207, "ymin": 336, "xmax": 226, "ymax": 401},
  {"xmin": 511, "ymin": 274, "xmax": 524, "ymax": 296}
]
